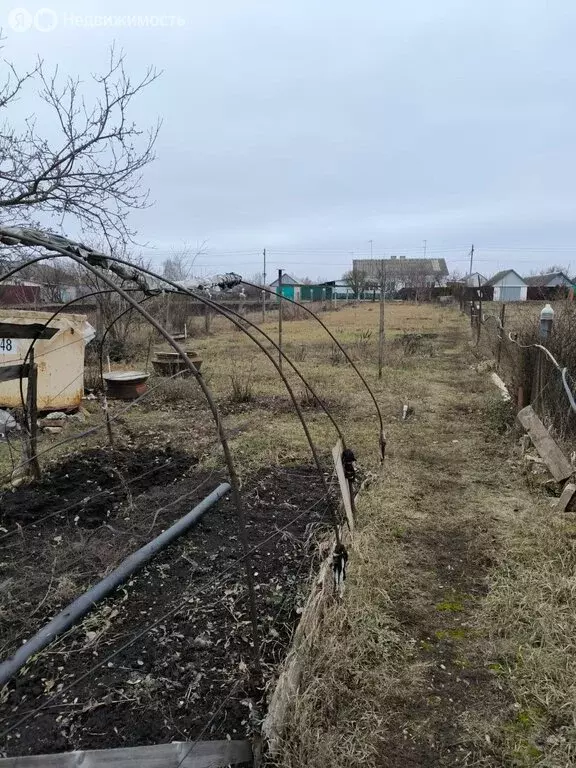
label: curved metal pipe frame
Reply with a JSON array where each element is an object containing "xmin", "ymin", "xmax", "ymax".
[
  {"xmin": 243, "ymin": 280, "xmax": 386, "ymax": 460},
  {"xmin": 81, "ymin": 255, "xmax": 344, "ymax": 543},
  {"xmin": 0, "ymin": 249, "xmax": 262, "ymax": 677}
]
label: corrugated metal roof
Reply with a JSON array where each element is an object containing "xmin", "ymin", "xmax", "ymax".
[
  {"xmin": 269, "ymin": 273, "xmax": 300, "ymax": 286},
  {"xmin": 523, "ymin": 272, "xmax": 573, "ymax": 287},
  {"xmin": 353, "ymin": 258, "xmax": 448, "ymax": 278},
  {"xmin": 485, "ymin": 269, "xmax": 527, "ymax": 287}
]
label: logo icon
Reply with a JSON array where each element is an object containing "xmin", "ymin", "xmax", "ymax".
[
  {"xmin": 8, "ymin": 7, "xmax": 33, "ymax": 31},
  {"xmin": 34, "ymin": 7, "xmax": 58, "ymax": 31}
]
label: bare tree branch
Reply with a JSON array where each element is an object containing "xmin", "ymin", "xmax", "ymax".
[
  {"xmin": 0, "ymin": 42, "xmax": 161, "ymax": 247},
  {"xmin": 162, "ymin": 241, "xmax": 208, "ymax": 282},
  {"xmin": 342, "ymin": 267, "xmax": 368, "ymax": 298}
]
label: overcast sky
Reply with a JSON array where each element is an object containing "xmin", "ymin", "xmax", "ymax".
[{"xmin": 4, "ymin": 0, "xmax": 576, "ymax": 279}]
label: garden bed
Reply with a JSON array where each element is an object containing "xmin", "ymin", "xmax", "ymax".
[{"xmin": 0, "ymin": 445, "xmax": 329, "ymax": 757}]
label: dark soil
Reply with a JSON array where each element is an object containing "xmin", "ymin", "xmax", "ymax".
[
  {"xmin": 0, "ymin": 448, "xmax": 330, "ymax": 757},
  {"xmin": 0, "ymin": 446, "xmax": 197, "ymax": 528}
]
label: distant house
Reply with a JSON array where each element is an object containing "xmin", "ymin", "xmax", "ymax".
[
  {"xmin": 332, "ymin": 279, "xmax": 368, "ymax": 300},
  {"xmin": 485, "ymin": 270, "xmax": 528, "ymax": 301},
  {"xmin": 333, "ymin": 279, "xmax": 351, "ymax": 300},
  {"xmin": 269, "ymin": 273, "xmax": 303, "ymax": 301},
  {"xmin": 7, "ymin": 260, "xmax": 85, "ymax": 304},
  {"xmin": 523, "ymin": 272, "xmax": 574, "ymax": 301},
  {"xmin": 523, "ymin": 272, "xmax": 574, "ymax": 289},
  {"xmin": 465, "ymin": 272, "xmax": 487, "ymax": 287},
  {"xmin": 269, "ymin": 274, "xmax": 333, "ymax": 302},
  {"xmin": 353, "ymin": 257, "xmax": 449, "ymax": 295},
  {"xmin": 0, "ymin": 280, "xmax": 42, "ymax": 306}
]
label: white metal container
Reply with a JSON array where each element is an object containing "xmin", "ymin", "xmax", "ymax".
[{"xmin": 0, "ymin": 309, "xmax": 95, "ymax": 411}]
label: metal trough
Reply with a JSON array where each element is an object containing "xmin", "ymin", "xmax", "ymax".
[
  {"xmin": 103, "ymin": 370, "xmax": 150, "ymax": 399},
  {"xmin": 152, "ymin": 346, "xmax": 202, "ymax": 377}
]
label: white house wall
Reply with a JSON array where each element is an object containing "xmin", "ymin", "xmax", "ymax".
[{"xmin": 492, "ymin": 272, "xmax": 528, "ymax": 301}]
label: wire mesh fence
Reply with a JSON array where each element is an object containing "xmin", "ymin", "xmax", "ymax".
[{"xmin": 476, "ymin": 300, "xmax": 576, "ymax": 445}]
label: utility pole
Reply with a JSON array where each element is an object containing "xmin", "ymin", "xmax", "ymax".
[
  {"xmin": 423, "ymin": 239, "xmax": 427, "ymax": 258},
  {"xmin": 378, "ymin": 258, "xmax": 385, "ymax": 379},
  {"xmin": 369, "ymin": 240, "xmax": 373, "ymax": 259},
  {"xmin": 262, "ymin": 248, "xmax": 267, "ymax": 322},
  {"xmin": 468, "ymin": 244, "xmax": 474, "ymax": 276},
  {"xmin": 278, "ymin": 268, "xmax": 283, "ymax": 372}
]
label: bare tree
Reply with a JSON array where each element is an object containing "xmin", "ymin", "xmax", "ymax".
[
  {"xmin": 447, "ymin": 269, "xmax": 465, "ymax": 283},
  {"xmin": 242, "ymin": 273, "xmax": 264, "ymax": 299},
  {"xmin": 162, "ymin": 241, "xmax": 207, "ymax": 282},
  {"xmin": 539, "ymin": 265, "xmax": 571, "ymax": 276},
  {"xmin": 30, "ymin": 261, "xmax": 78, "ymax": 302},
  {"xmin": 0, "ymin": 41, "xmax": 160, "ymax": 249},
  {"xmin": 342, "ymin": 267, "xmax": 368, "ymax": 298}
]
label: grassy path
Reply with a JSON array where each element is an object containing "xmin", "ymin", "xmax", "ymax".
[{"xmin": 277, "ymin": 312, "xmax": 573, "ymax": 767}]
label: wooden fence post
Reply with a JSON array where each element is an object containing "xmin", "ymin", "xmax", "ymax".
[
  {"xmin": 26, "ymin": 347, "xmax": 41, "ymax": 480},
  {"xmin": 204, "ymin": 303, "xmax": 212, "ymax": 334},
  {"xmin": 476, "ymin": 280, "xmax": 482, "ymax": 346},
  {"xmin": 496, "ymin": 303, "xmax": 506, "ymax": 369},
  {"xmin": 378, "ymin": 260, "xmax": 385, "ymax": 379},
  {"xmin": 278, "ymin": 269, "xmax": 283, "ymax": 372}
]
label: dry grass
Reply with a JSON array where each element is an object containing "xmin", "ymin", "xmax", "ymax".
[
  {"xmin": 3, "ymin": 301, "xmax": 576, "ymax": 765},
  {"xmin": 475, "ymin": 507, "xmax": 576, "ymax": 766}
]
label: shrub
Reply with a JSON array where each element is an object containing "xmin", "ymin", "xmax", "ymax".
[{"xmin": 230, "ymin": 372, "xmax": 254, "ymax": 403}]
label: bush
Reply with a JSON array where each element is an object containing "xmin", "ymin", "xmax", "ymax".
[{"xmin": 230, "ymin": 372, "xmax": 254, "ymax": 403}]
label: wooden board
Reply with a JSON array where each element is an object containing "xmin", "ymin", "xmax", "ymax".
[
  {"xmin": 0, "ymin": 322, "xmax": 58, "ymax": 340},
  {"xmin": 517, "ymin": 406, "xmax": 573, "ymax": 482},
  {"xmin": 0, "ymin": 740, "xmax": 252, "ymax": 768},
  {"xmin": 332, "ymin": 439, "xmax": 354, "ymax": 532},
  {"xmin": 263, "ymin": 550, "xmax": 333, "ymax": 754},
  {"xmin": 263, "ymin": 472, "xmax": 371, "ymax": 754},
  {"xmin": 0, "ymin": 364, "xmax": 29, "ymax": 383},
  {"xmin": 555, "ymin": 482, "xmax": 576, "ymax": 513}
]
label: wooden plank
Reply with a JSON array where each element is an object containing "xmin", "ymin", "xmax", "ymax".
[
  {"xmin": 0, "ymin": 364, "xmax": 29, "ymax": 383},
  {"xmin": 517, "ymin": 406, "xmax": 573, "ymax": 482},
  {"xmin": 263, "ymin": 474, "xmax": 372, "ymax": 754},
  {"xmin": 263, "ymin": 550, "xmax": 334, "ymax": 754},
  {"xmin": 555, "ymin": 482, "xmax": 576, "ymax": 512},
  {"xmin": 0, "ymin": 740, "xmax": 252, "ymax": 768},
  {"xmin": 332, "ymin": 439, "xmax": 354, "ymax": 533},
  {"xmin": 0, "ymin": 322, "xmax": 58, "ymax": 340}
]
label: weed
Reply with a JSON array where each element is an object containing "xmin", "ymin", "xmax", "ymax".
[
  {"xmin": 353, "ymin": 329, "xmax": 373, "ymax": 355},
  {"xmin": 435, "ymin": 599, "xmax": 464, "ymax": 612},
  {"xmin": 329, "ymin": 343, "xmax": 344, "ymax": 366},
  {"xmin": 230, "ymin": 372, "xmax": 254, "ymax": 403},
  {"xmin": 293, "ymin": 344, "xmax": 307, "ymax": 362},
  {"xmin": 299, "ymin": 387, "xmax": 317, "ymax": 409},
  {"xmin": 435, "ymin": 628, "xmax": 468, "ymax": 640},
  {"xmin": 482, "ymin": 395, "xmax": 515, "ymax": 434},
  {"xmin": 149, "ymin": 377, "xmax": 201, "ymax": 404}
]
